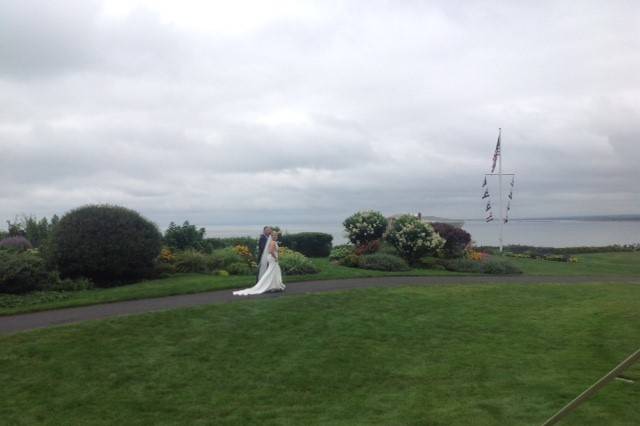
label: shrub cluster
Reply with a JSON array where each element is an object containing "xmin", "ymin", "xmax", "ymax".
[
  {"xmin": 343, "ymin": 211, "xmax": 388, "ymax": 247},
  {"xmin": 278, "ymin": 247, "xmax": 319, "ymax": 275},
  {"xmin": 0, "ymin": 250, "xmax": 50, "ymax": 294},
  {"xmin": 173, "ymin": 248, "xmax": 253, "ymax": 275},
  {"xmin": 329, "ymin": 244, "xmax": 355, "ymax": 262},
  {"xmin": 386, "ymin": 215, "xmax": 445, "ymax": 264},
  {"xmin": 0, "ymin": 236, "xmax": 33, "ymax": 251},
  {"xmin": 164, "ymin": 221, "xmax": 205, "ymax": 251},
  {"xmin": 440, "ymin": 257, "xmax": 522, "ymax": 274},
  {"xmin": 280, "ymin": 232, "xmax": 333, "ymax": 257},
  {"xmin": 431, "ymin": 222, "xmax": 471, "ymax": 258},
  {"xmin": 49, "ymin": 205, "xmax": 163, "ymax": 286},
  {"xmin": 359, "ymin": 253, "xmax": 409, "ymax": 271}
]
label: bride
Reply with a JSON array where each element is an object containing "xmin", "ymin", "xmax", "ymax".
[{"xmin": 233, "ymin": 232, "xmax": 285, "ymax": 296}]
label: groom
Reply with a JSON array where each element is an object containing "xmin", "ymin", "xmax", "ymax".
[{"xmin": 256, "ymin": 226, "xmax": 272, "ymax": 281}]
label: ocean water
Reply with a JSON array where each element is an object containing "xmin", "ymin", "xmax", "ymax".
[{"xmin": 205, "ymin": 219, "xmax": 640, "ymax": 248}]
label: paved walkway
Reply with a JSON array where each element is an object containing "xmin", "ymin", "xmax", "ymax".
[{"xmin": 2, "ymin": 275, "xmax": 640, "ymax": 335}]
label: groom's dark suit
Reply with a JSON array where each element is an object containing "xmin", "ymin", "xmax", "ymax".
[{"xmin": 256, "ymin": 233, "xmax": 269, "ymax": 281}]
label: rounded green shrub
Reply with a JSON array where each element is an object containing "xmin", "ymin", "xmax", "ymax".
[
  {"xmin": 227, "ymin": 262, "xmax": 254, "ymax": 275},
  {"xmin": 280, "ymin": 232, "xmax": 333, "ymax": 257},
  {"xmin": 279, "ymin": 248, "xmax": 319, "ymax": 275},
  {"xmin": 49, "ymin": 205, "xmax": 162, "ymax": 285},
  {"xmin": 0, "ymin": 250, "xmax": 50, "ymax": 294},
  {"xmin": 329, "ymin": 244, "xmax": 355, "ymax": 262},
  {"xmin": 174, "ymin": 250, "xmax": 210, "ymax": 273},
  {"xmin": 359, "ymin": 253, "xmax": 409, "ymax": 271}
]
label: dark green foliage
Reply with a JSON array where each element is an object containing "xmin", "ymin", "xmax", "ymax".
[
  {"xmin": 377, "ymin": 241, "xmax": 400, "ymax": 256},
  {"xmin": 279, "ymin": 249, "xmax": 320, "ymax": 275},
  {"xmin": 479, "ymin": 244, "xmax": 640, "ymax": 256},
  {"xmin": 0, "ymin": 236, "xmax": 33, "ymax": 251},
  {"xmin": 417, "ymin": 256, "xmax": 446, "ymax": 270},
  {"xmin": 4, "ymin": 215, "xmax": 58, "ymax": 248},
  {"xmin": 174, "ymin": 250, "xmax": 211, "ymax": 273},
  {"xmin": 201, "ymin": 237, "xmax": 258, "ymax": 254},
  {"xmin": 210, "ymin": 248, "xmax": 244, "ymax": 269},
  {"xmin": 50, "ymin": 205, "xmax": 162, "ymax": 285},
  {"xmin": 359, "ymin": 253, "xmax": 409, "ymax": 271},
  {"xmin": 431, "ymin": 222, "xmax": 471, "ymax": 258},
  {"xmin": 280, "ymin": 232, "xmax": 333, "ymax": 257},
  {"xmin": 227, "ymin": 262, "xmax": 254, "ymax": 276},
  {"xmin": 163, "ymin": 221, "xmax": 205, "ymax": 251},
  {"xmin": 0, "ymin": 250, "xmax": 50, "ymax": 294},
  {"xmin": 339, "ymin": 254, "xmax": 363, "ymax": 268},
  {"xmin": 329, "ymin": 244, "xmax": 355, "ymax": 262},
  {"xmin": 441, "ymin": 258, "xmax": 522, "ymax": 274},
  {"xmin": 44, "ymin": 274, "xmax": 94, "ymax": 292},
  {"xmin": 480, "ymin": 258, "xmax": 523, "ymax": 274}
]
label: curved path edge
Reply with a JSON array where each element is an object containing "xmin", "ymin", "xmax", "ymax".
[{"xmin": 2, "ymin": 275, "xmax": 640, "ymax": 335}]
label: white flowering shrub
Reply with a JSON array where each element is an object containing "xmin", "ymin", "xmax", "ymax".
[
  {"xmin": 342, "ymin": 211, "xmax": 388, "ymax": 247},
  {"xmin": 385, "ymin": 215, "xmax": 445, "ymax": 264}
]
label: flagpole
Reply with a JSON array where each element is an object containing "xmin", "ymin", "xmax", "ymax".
[{"xmin": 498, "ymin": 128, "xmax": 503, "ymax": 253}]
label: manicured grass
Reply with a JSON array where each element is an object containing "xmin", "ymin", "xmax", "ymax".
[
  {"xmin": 1, "ymin": 283, "xmax": 639, "ymax": 424},
  {"xmin": 507, "ymin": 252, "xmax": 640, "ymax": 275},
  {"xmin": 0, "ymin": 258, "xmax": 459, "ymax": 316}
]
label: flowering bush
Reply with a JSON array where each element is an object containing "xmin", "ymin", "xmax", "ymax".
[
  {"xmin": 467, "ymin": 250, "xmax": 489, "ymax": 262},
  {"xmin": 158, "ymin": 247, "xmax": 176, "ymax": 264},
  {"xmin": 385, "ymin": 215, "xmax": 444, "ymax": 264},
  {"xmin": 343, "ymin": 211, "xmax": 388, "ymax": 247},
  {"xmin": 0, "ymin": 236, "xmax": 33, "ymax": 251}
]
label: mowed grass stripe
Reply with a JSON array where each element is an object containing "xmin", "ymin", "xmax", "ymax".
[{"xmin": 1, "ymin": 283, "xmax": 639, "ymax": 425}]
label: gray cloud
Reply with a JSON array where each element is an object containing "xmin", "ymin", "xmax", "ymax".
[{"xmin": 1, "ymin": 0, "xmax": 639, "ymax": 229}]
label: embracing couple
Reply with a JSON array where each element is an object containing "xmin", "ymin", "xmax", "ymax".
[{"xmin": 233, "ymin": 226, "xmax": 285, "ymax": 296}]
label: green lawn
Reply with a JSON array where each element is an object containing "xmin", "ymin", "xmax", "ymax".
[
  {"xmin": 508, "ymin": 252, "xmax": 640, "ymax": 276},
  {"xmin": 2, "ymin": 252, "xmax": 639, "ymax": 316},
  {"xmin": 1, "ymin": 283, "xmax": 639, "ymax": 425}
]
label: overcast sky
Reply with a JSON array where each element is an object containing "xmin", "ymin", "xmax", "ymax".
[{"xmin": 1, "ymin": 0, "xmax": 639, "ymax": 228}]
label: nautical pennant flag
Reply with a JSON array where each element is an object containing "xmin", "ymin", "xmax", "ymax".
[
  {"xmin": 482, "ymin": 177, "xmax": 487, "ymax": 187},
  {"xmin": 504, "ymin": 217, "xmax": 509, "ymax": 224},
  {"xmin": 482, "ymin": 189, "xmax": 489, "ymax": 199},
  {"xmin": 507, "ymin": 201, "xmax": 511, "ymax": 211},
  {"xmin": 508, "ymin": 191, "xmax": 513, "ymax": 200},
  {"xmin": 486, "ymin": 213, "xmax": 494, "ymax": 222},
  {"xmin": 491, "ymin": 131, "xmax": 501, "ymax": 173},
  {"xmin": 485, "ymin": 201, "xmax": 491, "ymax": 212},
  {"xmin": 510, "ymin": 176, "xmax": 515, "ymax": 187}
]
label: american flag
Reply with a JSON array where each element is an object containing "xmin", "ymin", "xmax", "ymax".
[{"xmin": 491, "ymin": 131, "xmax": 501, "ymax": 173}]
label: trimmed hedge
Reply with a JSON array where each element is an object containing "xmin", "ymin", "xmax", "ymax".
[
  {"xmin": 280, "ymin": 232, "xmax": 333, "ymax": 257},
  {"xmin": 49, "ymin": 205, "xmax": 162, "ymax": 285}
]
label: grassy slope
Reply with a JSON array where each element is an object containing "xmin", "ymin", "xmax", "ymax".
[
  {"xmin": 508, "ymin": 252, "xmax": 640, "ymax": 275},
  {"xmin": 1, "ymin": 283, "xmax": 639, "ymax": 425}
]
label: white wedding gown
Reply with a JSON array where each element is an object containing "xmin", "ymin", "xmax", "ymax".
[{"xmin": 233, "ymin": 242, "xmax": 285, "ymax": 296}]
